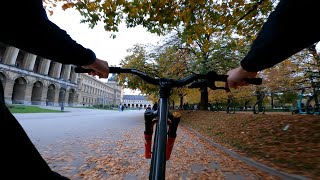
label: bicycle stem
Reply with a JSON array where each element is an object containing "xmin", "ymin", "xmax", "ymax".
[
  {"xmin": 150, "ymin": 97, "xmax": 168, "ymax": 180},
  {"xmin": 150, "ymin": 84, "xmax": 172, "ymax": 180}
]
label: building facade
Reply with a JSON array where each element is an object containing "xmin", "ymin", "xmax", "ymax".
[
  {"xmin": 0, "ymin": 42, "xmax": 122, "ymax": 106},
  {"xmin": 78, "ymin": 74, "xmax": 123, "ymax": 107},
  {"xmin": 122, "ymin": 95, "xmax": 153, "ymax": 108}
]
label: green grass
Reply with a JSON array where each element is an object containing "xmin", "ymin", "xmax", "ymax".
[{"xmin": 8, "ymin": 105, "xmax": 62, "ymax": 113}]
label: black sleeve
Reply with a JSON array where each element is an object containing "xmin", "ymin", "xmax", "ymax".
[
  {"xmin": 0, "ymin": 1, "xmax": 96, "ymax": 66},
  {"xmin": 241, "ymin": 0, "xmax": 320, "ymax": 72}
]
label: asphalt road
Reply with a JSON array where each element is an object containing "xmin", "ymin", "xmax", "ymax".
[{"xmin": 14, "ymin": 107, "xmax": 144, "ymax": 146}]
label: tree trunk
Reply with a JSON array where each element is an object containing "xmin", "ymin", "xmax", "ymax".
[
  {"xmin": 244, "ymin": 100, "xmax": 249, "ymax": 110},
  {"xmin": 200, "ymin": 87, "xmax": 208, "ymax": 110},
  {"xmin": 256, "ymin": 91, "xmax": 264, "ymax": 112},
  {"xmin": 270, "ymin": 93, "xmax": 274, "ymax": 109},
  {"xmin": 179, "ymin": 95, "xmax": 184, "ymax": 109}
]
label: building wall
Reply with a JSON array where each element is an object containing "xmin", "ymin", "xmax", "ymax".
[
  {"xmin": 122, "ymin": 95, "xmax": 153, "ymax": 108},
  {"xmin": 77, "ymin": 74, "xmax": 122, "ymax": 106},
  {"xmin": 0, "ymin": 42, "xmax": 122, "ymax": 106}
]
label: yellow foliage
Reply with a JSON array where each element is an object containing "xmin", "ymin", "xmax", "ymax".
[{"xmin": 61, "ymin": 3, "xmax": 74, "ymax": 10}]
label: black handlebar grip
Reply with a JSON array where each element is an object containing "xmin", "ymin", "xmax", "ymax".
[
  {"xmin": 74, "ymin": 67, "xmax": 121, "ymax": 74},
  {"xmin": 243, "ymin": 78, "xmax": 262, "ymax": 85},
  {"xmin": 74, "ymin": 67, "xmax": 93, "ymax": 73},
  {"xmin": 109, "ymin": 67, "xmax": 121, "ymax": 74}
]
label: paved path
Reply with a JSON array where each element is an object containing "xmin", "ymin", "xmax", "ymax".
[{"xmin": 14, "ymin": 107, "xmax": 290, "ymax": 180}]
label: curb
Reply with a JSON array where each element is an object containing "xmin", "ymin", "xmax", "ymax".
[{"xmin": 182, "ymin": 125, "xmax": 309, "ymax": 180}]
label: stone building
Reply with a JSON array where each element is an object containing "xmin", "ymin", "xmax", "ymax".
[
  {"xmin": 0, "ymin": 42, "xmax": 123, "ymax": 106},
  {"xmin": 78, "ymin": 73, "xmax": 123, "ymax": 107},
  {"xmin": 122, "ymin": 95, "xmax": 153, "ymax": 108}
]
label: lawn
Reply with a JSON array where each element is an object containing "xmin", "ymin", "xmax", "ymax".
[
  {"xmin": 178, "ymin": 110, "xmax": 320, "ymax": 179},
  {"xmin": 8, "ymin": 105, "xmax": 62, "ymax": 113}
]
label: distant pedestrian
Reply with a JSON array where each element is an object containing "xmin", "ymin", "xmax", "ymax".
[
  {"xmin": 186, "ymin": 102, "xmax": 189, "ymax": 110},
  {"xmin": 152, "ymin": 102, "xmax": 158, "ymax": 111},
  {"xmin": 193, "ymin": 104, "xmax": 198, "ymax": 111}
]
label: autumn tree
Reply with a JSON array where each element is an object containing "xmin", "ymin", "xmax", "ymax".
[
  {"xmin": 45, "ymin": 0, "xmax": 277, "ymax": 110},
  {"xmin": 253, "ymin": 42, "xmax": 320, "ymax": 109},
  {"xmin": 117, "ymin": 40, "xmax": 193, "ymax": 106},
  {"xmin": 293, "ymin": 43, "xmax": 320, "ymax": 92},
  {"xmin": 44, "ymin": 0, "xmax": 275, "ymax": 37},
  {"xmin": 116, "ymin": 44, "xmax": 158, "ymax": 96},
  {"xmin": 277, "ymin": 91, "xmax": 298, "ymax": 107}
]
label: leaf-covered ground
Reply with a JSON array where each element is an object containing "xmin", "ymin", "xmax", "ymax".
[
  {"xmin": 39, "ymin": 126, "xmax": 280, "ymax": 179},
  {"xmin": 178, "ymin": 110, "xmax": 320, "ymax": 180}
]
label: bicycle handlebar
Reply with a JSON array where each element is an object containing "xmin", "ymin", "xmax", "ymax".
[{"xmin": 74, "ymin": 67, "xmax": 262, "ymax": 88}]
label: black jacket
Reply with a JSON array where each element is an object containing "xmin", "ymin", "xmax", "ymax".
[
  {"xmin": 0, "ymin": 0, "xmax": 96, "ymax": 66},
  {"xmin": 241, "ymin": 0, "xmax": 320, "ymax": 72}
]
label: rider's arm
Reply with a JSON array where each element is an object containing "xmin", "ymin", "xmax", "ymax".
[
  {"xmin": 240, "ymin": 0, "xmax": 320, "ymax": 72},
  {"xmin": 0, "ymin": 0, "xmax": 96, "ymax": 67}
]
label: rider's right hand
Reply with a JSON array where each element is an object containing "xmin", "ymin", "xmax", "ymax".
[
  {"xmin": 82, "ymin": 58, "xmax": 110, "ymax": 78},
  {"xmin": 226, "ymin": 66, "xmax": 258, "ymax": 89}
]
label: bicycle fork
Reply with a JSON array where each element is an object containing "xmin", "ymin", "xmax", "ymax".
[
  {"xmin": 144, "ymin": 110, "xmax": 181, "ymax": 160},
  {"xmin": 166, "ymin": 112, "xmax": 181, "ymax": 160}
]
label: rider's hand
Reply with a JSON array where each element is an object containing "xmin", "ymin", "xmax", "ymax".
[
  {"xmin": 226, "ymin": 66, "xmax": 257, "ymax": 89},
  {"xmin": 82, "ymin": 58, "xmax": 110, "ymax": 78}
]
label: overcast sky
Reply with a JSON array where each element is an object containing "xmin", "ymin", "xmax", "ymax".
[
  {"xmin": 48, "ymin": 7, "xmax": 162, "ymax": 67},
  {"xmin": 47, "ymin": 7, "xmax": 162, "ymax": 94}
]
